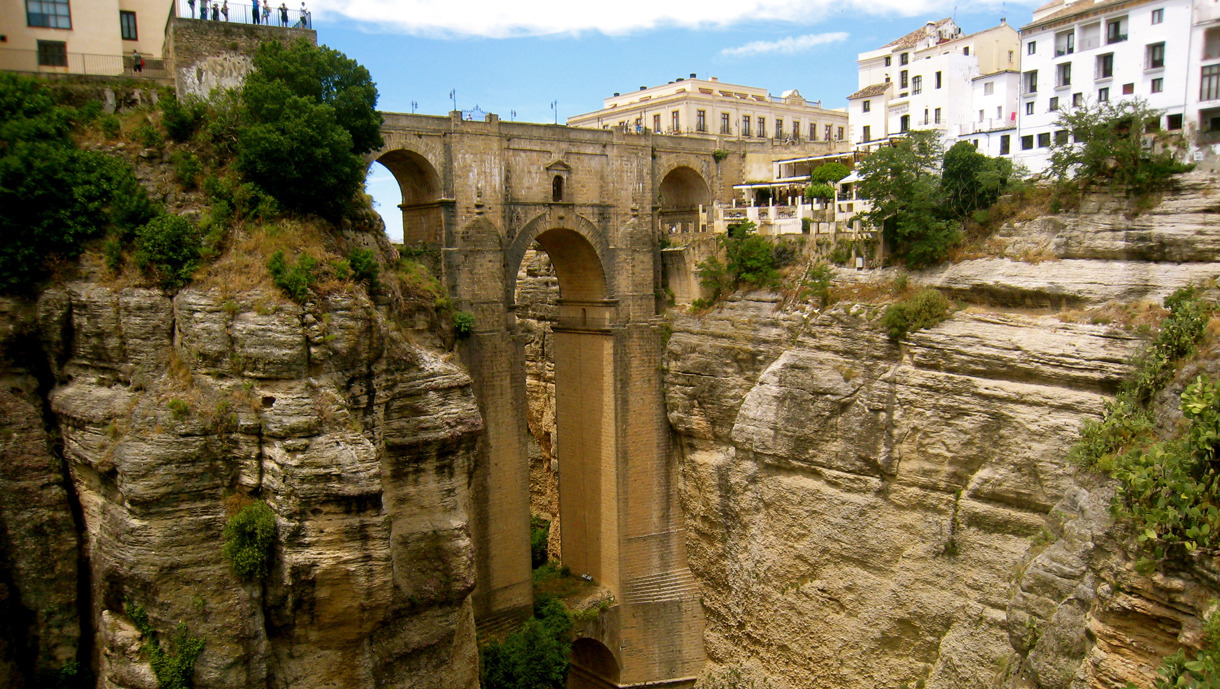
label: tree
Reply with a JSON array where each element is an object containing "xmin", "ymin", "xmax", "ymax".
[
  {"xmin": 1048, "ymin": 98, "xmax": 1190, "ymax": 194},
  {"xmin": 480, "ymin": 594, "xmax": 574, "ymax": 689},
  {"xmin": 942, "ymin": 141, "xmax": 1014, "ymax": 218},
  {"xmin": 810, "ymin": 161, "xmax": 850, "ymax": 185},
  {"xmin": 857, "ymin": 131, "xmax": 958, "ymax": 267},
  {"xmin": 0, "ymin": 73, "xmax": 158, "ymax": 293},
  {"xmin": 237, "ymin": 38, "xmax": 384, "ymax": 219}
]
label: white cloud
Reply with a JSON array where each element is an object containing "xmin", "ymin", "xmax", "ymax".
[
  {"xmin": 318, "ymin": 0, "xmax": 1033, "ymax": 38},
  {"xmin": 720, "ymin": 32, "xmax": 849, "ymax": 57}
]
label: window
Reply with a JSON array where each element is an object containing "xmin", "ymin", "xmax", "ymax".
[
  {"xmin": 1122, "ymin": 83, "xmax": 1135, "ymax": 95},
  {"xmin": 963, "ymin": 46, "xmax": 970, "ymax": 55},
  {"xmin": 721, "ymin": 112, "xmax": 730, "ymax": 134},
  {"xmin": 1024, "ymin": 70, "xmax": 1038, "ymax": 94},
  {"xmin": 552, "ymin": 176, "xmax": 564, "ymax": 202},
  {"xmin": 696, "ymin": 109, "xmax": 706, "ymax": 132},
  {"xmin": 1147, "ymin": 42, "xmax": 1165, "ymax": 69},
  {"xmin": 1038, "ymin": 132, "xmax": 1051, "ymax": 147},
  {"xmin": 1021, "ymin": 135, "xmax": 1034, "ymax": 150},
  {"xmin": 653, "ymin": 114, "xmax": 661, "ymax": 132},
  {"xmin": 758, "ymin": 117, "xmax": 765, "ymax": 137},
  {"xmin": 884, "ymin": 56, "xmax": 892, "ymax": 66},
  {"xmin": 27, "ymin": 0, "xmax": 71, "ymax": 28},
  {"xmin": 912, "ymin": 75, "xmax": 922, "ymax": 94},
  {"xmin": 836, "ymin": 126, "xmax": 844, "ymax": 140},
  {"xmin": 1057, "ymin": 62, "xmax": 1071, "ymax": 88},
  {"xmin": 1049, "ymin": 96, "xmax": 1059, "ymax": 110},
  {"xmin": 825, "ymin": 124, "xmax": 832, "ymax": 141},
  {"xmin": 934, "ymin": 107, "xmax": 941, "ymax": 123},
  {"xmin": 120, "ymin": 10, "xmax": 136, "ymax": 40},
  {"xmin": 900, "ymin": 114, "xmax": 910, "ymax": 132},
  {"xmin": 862, "ymin": 100, "xmax": 871, "ymax": 113},
  {"xmin": 810, "ymin": 123, "xmax": 817, "ymax": 140},
  {"xmin": 900, "ymin": 52, "xmax": 909, "ymax": 65},
  {"xmin": 996, "ymin": 105, "xmax": 1003, "ymax": 119},
  {"xmin": 1203, "ymin": 65, "xmax": 1220, "ymax": 101},
  {"xmin": 923, "ymin": 108, "xmax": 929, "ymax": 125},
  {"xmin": 1106, "ymin": 17, "xmax": 1127, "ymax": 44},
  {"xmin": 1027, "ymin": 41, "xmax": 1037, "ymax": 55},
  {"xmin": 1000, "ymin": 134, "xmax": 1011, "ymax": 154},
  {"xmin": 935, "ymin": 71, "xmax": 942, "ymax": 89},
  {"xmin": 1026, "ymin": 101, "xmax": 1035, "ymax": 115},
  {"xmin": 742, "ymin": 115, "xmax": 750, "ymax": 137},
  {"xmin": 1055, "ymin": 30, "xmax": 1075, "ymax": 56},
  {"xmin": 978, "ymin": 109, "xmax": 984, "ymax": 123},
  {"xmin": 1151, "ymin": 8, "xmax": 1163, "ymax": 24},
  {"xmin": 792, "ymin": 120, "xmax": 800, "ymax": 139},
  {"xmin": 1055, "ymin": 129, "xmax": 1069, "ymax": 145},
  {"xmin": 900, "ymin": 70, "xmax": 908, "ymax": 89},
  {"xmin": 1073, "ymin": 92, "xmax": 1083, "ymax": 107},
  {"xmin": 1151, "ymin": 77, "xmax": 1163, "ymax": 93},
  {"xmin": 672, "ymin": 111, "xmax": 680, "ymax": 132},
  {"xmin": 775, "ymin": 118, "xmax": 783, "ymax": 138},
  {"xmin": 1097, "ymin": 53, "xmax": 1114, "ymax": 79},
  {"xmin": 1098, "ymin": 86, "xmax": 1110, "ymax": 101},
  {"xmin": 984, "ymin": 82, "xmax": 995, "ymax": 95},
  {"xmin": 36, "ymin": 39, "xmax": 67, "ymax": 66},
  {"xmin": 1167, "ymin": 113, "xmax": 1183, "ymax": 129},
  {"xmin": 862, "ymin": 125, "xmax": 871, "ymax": 142}
]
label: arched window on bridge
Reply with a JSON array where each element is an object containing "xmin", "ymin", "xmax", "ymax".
[{"xmin": 552, "ymin": 175, "xmax": 564, "ymax": 202}]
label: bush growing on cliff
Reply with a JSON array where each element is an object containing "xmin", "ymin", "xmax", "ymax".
[
  {"xmin": 1134, "ymin": 603, "xmax": 1220, "ymax": 689},
  {"xmin": 480, "ymin": 594, "xmax": 574, "ymax": 689},
  {"xmin": 0, "ymin": 73, "xmax": 159, "ymax": 293},
  {"xmin": 880, "ymin": 288, "xmax": 952, "ymax": 341},
  {"xmin": 124, "ymin": 600, "xmax": 205, "ymax": 689},
  {"xmin": 222, "ymin": 500, "xmax": 276, "ymax": 581},
  {"xmin": 236, "ymin": 38, "xmax": 383, "ymax": 219},
  {"xmin": 135, "ymin": 215, "xmax": 203, "ymax": 290},
  {"xmin": 530, "ymin": 515, "xmax": 550, "ymax": 569},
  {"xmin": 694, "ymin": 221, "xmax": 782, "ymax": 303}
]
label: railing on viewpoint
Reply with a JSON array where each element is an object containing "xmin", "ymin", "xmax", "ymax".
[
  {"xmin": 175, "ymin": 0, "xmax": 312, "ymax": 28},
  {"xmin": 0, "ymin": 48, "xmax": 168, "ymax": 78}
]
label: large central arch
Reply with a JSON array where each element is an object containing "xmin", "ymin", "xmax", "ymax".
[{"xmin": 658, "ymin": 166, "xmax": 711, "ymax": 235}]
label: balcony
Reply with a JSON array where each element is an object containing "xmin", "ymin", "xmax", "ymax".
[{"xmin": 0, "ymin": 48, "xmax": 168, "ymax": 80}]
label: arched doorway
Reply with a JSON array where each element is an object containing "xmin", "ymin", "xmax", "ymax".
[
  {"xmin": 373, "ymin": 149, "xmax": 443, "ymax": 245},
  {"xmin": 658, "ymin": 166, "xmax": 711, "ymax": 235},
  {"xmin": 568, "ymin": 638, "xmax": 621, "ymax": 688}
]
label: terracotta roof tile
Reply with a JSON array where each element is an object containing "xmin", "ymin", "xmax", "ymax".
[
  {"xmin": 882, "ymin": 18, "xmax": 954, "ymax": 49},
  {"xmin": 848, "ymin": 83, "xmax": 892, "ymax": 100}
]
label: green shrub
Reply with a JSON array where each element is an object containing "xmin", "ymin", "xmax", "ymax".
[
  {"xmin": 160, "ymin": 95, "xmax": 206, "ymax": 143},
  {"xmin": 134, "ymin": 215, "xmax": 202, "ymax": 290},
  {"xmin": 101, "ymin": 114, "xmax": 121, "ymax": 139},
  {"xmin": 712, "ymin": 149, "xmax": 730, "ymax": 162},
  {"xmin": 124, "ymin": 600, "xmax": 205, "ymax": 689},
  {"xmin": 347, "ymin": 248, "xmax": 379, "ymax": 288},
  {"xmin": 804, "ymin": 183, "xmax": 834, "ymax": 201},
  {"xmin": 166, "ymin": 399, "xmax": 189, "ymax": 419},
  {"xmin": 480, "ymin": 593, "xmax": 573, "ymax": 689},
  {"xmin": 881, "ymin": 288, "xmax": 951, "ymax": 341},
  {"xmin": 267, "ymin": 249, "xmax": 318, "ymax": 302},
  {"xmin": 801, "ymin": 262, "xmax": 834, "ymax": 308},
  {"xmin": 222, "ymin": 500, "xmax": 276, "ymax": 581},
  {"xmin": 810, "ymin": 162, "xmax": 850, "ymax": 185},
  {"xmin": 171, "ymin": 151, "xmax": 203, "ymax": 190},
  {"xmin": 1133, "ymin": 604, "xmax": 1220, "ymax": 689},
  {"xmin": 530, "ymin": 515, "xmax": 550, "ymax": 569},
  {"xmin": 453, "ymin": 310, "xmax": 475, "ymax": 338},
  {"xmin": 136, "ymin": 121, "xmax": 164, "ymax": 149}
]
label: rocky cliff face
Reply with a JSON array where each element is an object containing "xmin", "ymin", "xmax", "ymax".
[
  {"xmin": 0, "ymin": 274, "xmax": 484, "ymax": 688},
  {"xmin": 666, "ymin": 171, "xmax": 1220, "ymax": 689}
]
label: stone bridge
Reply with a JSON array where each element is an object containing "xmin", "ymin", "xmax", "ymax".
[{"xmin": 370, "ymin": 111, "xmax": 745, "ymax": 687}]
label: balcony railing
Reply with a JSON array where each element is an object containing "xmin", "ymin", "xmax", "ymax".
[
  {"xmin": 174, "ymin": 0, "xmax": 312, "ymax": 27},
  {"xmin": 0, "ymin": 48, "xmax": 168, "ymax": 78}
]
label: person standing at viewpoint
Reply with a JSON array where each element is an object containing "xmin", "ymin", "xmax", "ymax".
[
  {"xmin": 252, "ymin": 0, "xmax": 259, "ymax": 24},
  {"xmin": 279, "ymin": 3, "xmax": 288, "ymax": 25}
]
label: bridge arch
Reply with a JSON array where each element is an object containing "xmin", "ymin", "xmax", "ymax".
[
  {"xmin": 569, "ymin": 638, "xmax": 621, "ymax": 688},
  {"xmin": 507, "ymin": 211, "xmax": 614, "ymax": 303},
  {"xmin": 372, "ymin": 147, "xmax": 444, "ymax": 244},
  {"xmin": 657, "ymin": 165, "xmax": 711, "ymax": 234}
]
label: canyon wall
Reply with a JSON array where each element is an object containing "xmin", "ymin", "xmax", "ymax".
[{"xmin": 666, "ymin": 171, "xmax": 1220, "ymax": 689}]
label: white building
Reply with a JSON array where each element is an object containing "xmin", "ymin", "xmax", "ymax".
[
  {"xmin": 567, "ymin": 75, "xmax": 848, "ymax": 143},
  {"xmin": 849, "ymin": 18, "xmax": 1021, "ymax": 154},
  {"xmin": 1015, "ymin": 0, "xmax": 1201, "ymax": 172}
]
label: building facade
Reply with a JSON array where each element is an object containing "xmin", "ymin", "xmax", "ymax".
[
  {"xmin": 849, "ymin": 19, "xmax": 1021, "ymax": 154},
  {"xmin": 1, "ymin": 0, "xmax": 173, "ymax": 74},
  {"xmin": 1015, "ymin": 0, "xmax": 1198, "ymax": 172},
  {"xmin": 567, "ymin": 75, "xmax": 849, "ymax": 143}
]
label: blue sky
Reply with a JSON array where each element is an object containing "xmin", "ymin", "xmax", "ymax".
[{"xmin": 312, "ymin": 1, "xmax": 1041, "ymax": 240}]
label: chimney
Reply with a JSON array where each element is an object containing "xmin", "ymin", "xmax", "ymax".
[
  {"xmin": 690, "ymin": 72, "xmax": 697, "ymax": 79},
  {"xmin": 710, "ymin": 76, "xmax": 719, "ymax": 82},
  {"xmin": 613, "ymin": 92, "xmax": 620, "ymax": 96},
  {"xmin": 640, "ymin": 86, "xmax": 646, "ymax": 90}
]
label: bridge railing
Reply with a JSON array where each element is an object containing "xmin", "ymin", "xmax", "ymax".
[
  {"xmin": 174, "ymin": 0, "xmax": 312, "ymax": 27},
  {"xmin": 0, "ymin": 48, "xmax": 168, "ymax": 79}
]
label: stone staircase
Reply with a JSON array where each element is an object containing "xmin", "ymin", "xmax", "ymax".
[{"xmin": 621, "ymin": 568, "xmax": 701, "ymax": 604}]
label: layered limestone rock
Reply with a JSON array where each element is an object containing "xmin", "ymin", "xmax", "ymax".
[
  {"xmin": 668, "ymin": 297, "xmax": 1141, "ymax": 688},
  {"xmin": 18, "ymin": 281, "xmax": 483, "ymax": 689}
]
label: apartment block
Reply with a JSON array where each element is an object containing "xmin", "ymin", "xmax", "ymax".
[{"xmin": 1, "ymin": 0, "xmax": 173, "ymax": 74}]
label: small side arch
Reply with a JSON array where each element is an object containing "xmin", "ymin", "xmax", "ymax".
[
  {"xmin": 569, "ymin": 638, "xmax": 621, "ymax": 688},
  {"xmin": 371, "ymin": 147, "xmax": 444, "ymax": 244},
  {"xmin": 507, "ymin": 211, "xmax": 613, "ymax": 303}
]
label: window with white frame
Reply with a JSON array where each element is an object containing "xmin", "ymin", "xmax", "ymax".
[
  {"xmin": 984, "ymin": 81, "xmax": 994, "ymax": 95},
  {"xmin": 934, "ymin": 107, "xmax": 941, "ymax": 123},
  {"xmin": 1106, "ymin": 17, "xmax": 1127, "ymax": 44},
  {"xmin": 1057, "ymin": 62, "xmax": 1071, "ymax": 87},
  {"xmin": 1023, "ymin": 70, "xmax": 1038, "ymax": 94},
  {"xmin": 912, "ymin": 75, "xmax": 922, "ymax": 94},
  {"xmin": 1055, "ymin": 30, "xmax": 1075, "ymax": 56},
  {"xmin": 1097, "ymin": 53, "xmax": 1114, "ymax": 79},
  {"xmin": 1027, "ymin": 41, "xmax": 1037, "ymax": 55},
  {"xmin": 862, "ymin": 100, "xmax": 871, "ymax": 113},
  {"xmin": 1026, "ymin": 101, "xmax": 1035, "ymax": 115},
  {"xmin": 1098, "ymin": 86, "xmax": 1110, "ymax": 101},
  {"xmin": 1151, "ymin": 8, "xmax": 1163, "ymax": 24},
  {"xmin": 1203, "ymin": 64, "xmax": 1220, "ymax": 101},
  {"xmin": 1151, "ymin": 77, "xmax": 1163, "ymax": 93},
  {"xmin": 1147, "ymin": 42, "xmax": 1165, "ymax": 70}
]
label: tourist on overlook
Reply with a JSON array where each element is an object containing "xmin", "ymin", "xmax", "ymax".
[
  {"xmin": 279, "ymin": 3, "xmax": 288, "ymax": 26},
  {"xmin": 199, "ymin": 0, "xmax": 207, "ymax": 19},
  {"xmin": 261, "ymin": 3, "xmax": 270, "ymax": 23},
  {"xmin": 186, "ymin": 0, "xmax": 195, "ymax": 17},
  {"xmin": 299, "ymin": 1, "xmax": 308, "ymax": 27},
  {"xmin": 221, "ymin": 0, "xmax": 229, "ymax": 20},
  {"xmin": 211, "ymin": 2, "xmax": 218, "ymax": 20},
  {"xmin": 131, "ymin": 49, "xmax": 143, "ymax": 73},
  {"xmin": 252, "ymin": 0, "xmax": 259, "ymax": 24}
]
